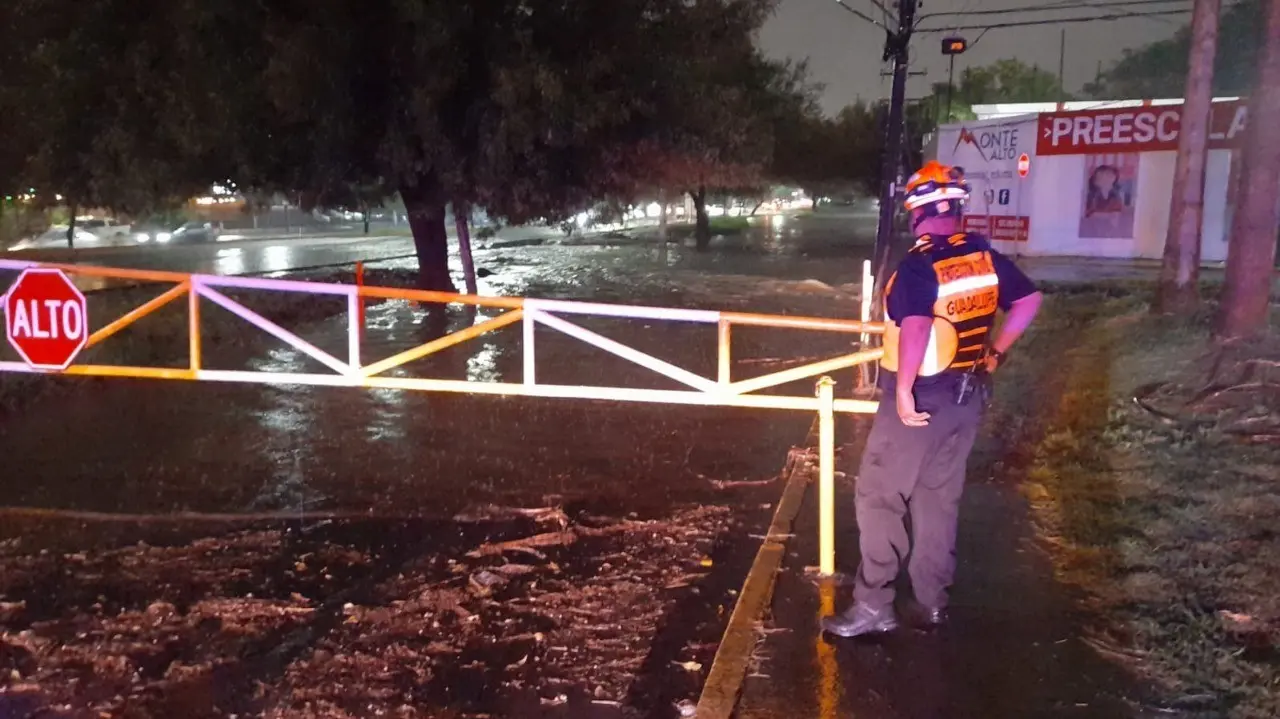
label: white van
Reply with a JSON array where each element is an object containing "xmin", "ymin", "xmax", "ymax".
[{"xmin": 78, "ymin": 217, "xmax": 132, "ymax": 240}]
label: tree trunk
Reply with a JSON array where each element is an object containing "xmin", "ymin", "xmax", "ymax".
[
  {"xmin": 453, "ymin": 201, "xmax": 478, "ymax": 295},
  {"xmin": 1154, "ymin": 0, "xmax": 1221, "ymax": 315},
  {"xmin": 362, "ymin": 201, "xmax": 370, "ymax": 235},
  {"xmin": 749, "ymin": 198, "xmax": 764, "ymax": 216},
  {"xmin": 691, "ymin": 186, "xmax": 710, "ymax": 251},
  {"xmin": 66, "ymin": 202, "xmax": 77, "ymax": 249},
  {"xmin": 657, "ymin": 186, "xmax": 668, "ymax": 242},
  {"xmin": 657, "ymin": 186, "xmax": 669, "ymax": 263},
  {"xmin": 1217, "ymin": 0, "xmax": 1280, "ymax": 338},
  {"xmin": 400, "ymin": 180, "xmax": 457, "ymax": 292}
]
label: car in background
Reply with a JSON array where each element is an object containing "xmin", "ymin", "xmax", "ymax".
[
  {"xmin": 170, "ymin": 220, "xmax": 220, "ymax": 243},
  {"xmin": 136, "ymin": 220, "xmax": 220, "ymax": 244},
  {"xmin": 78, "ymin": 217, "xmax": 131, "ymax": 241}
]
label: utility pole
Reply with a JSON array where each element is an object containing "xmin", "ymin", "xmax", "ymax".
[
  {"xmin": 1154, "ymin": 0, "xmax": 1222, "ymax": 314},
  {"xmin": 871, "ymin": 0, "xmax": 918, "ymax": 315}
]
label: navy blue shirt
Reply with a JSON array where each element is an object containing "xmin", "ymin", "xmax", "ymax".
[{"xmin": 886, "ymin": 233, "xmax": 1037, "ymax": 323}]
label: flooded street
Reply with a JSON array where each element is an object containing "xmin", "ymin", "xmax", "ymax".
[
  {"xmin": 1, "ymin": 211, "xmax": 871, "ymax": 518},
  {"xmin": 0, "ymin": 211, "xmax": 878, "ymax": 718}
]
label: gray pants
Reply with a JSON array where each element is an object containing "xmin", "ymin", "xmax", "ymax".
[{"xmin": 853, "ymin": 375, "xmax": 983, "ymax": 611}]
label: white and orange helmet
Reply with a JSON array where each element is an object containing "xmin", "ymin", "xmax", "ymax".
[{"xmin": 903, "ymin": 161, "xmax": 970, "ymax": 225}]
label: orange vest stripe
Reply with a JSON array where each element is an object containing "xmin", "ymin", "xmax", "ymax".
[{"xmin": 880, "ymin": 234, "xmax": 1001, "ymax": 377}]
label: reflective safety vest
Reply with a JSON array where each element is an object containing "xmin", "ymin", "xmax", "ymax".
[{"xmin": 881, "ymin": 233, "xmax": 1000, "ymax": 377}]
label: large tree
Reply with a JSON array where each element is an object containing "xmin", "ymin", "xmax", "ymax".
[
  {"xmin": 252, "ymin": 1, "xmax": 686, "ymax": 290},
  {"xmin": 1085, "ymin": 0, "xmax": 1264, "ymax": 99},
  {"xmin": 771, "ymin": 96, "xmax": 881, "ymax": 202},
  {"xmin": 1217, "ymin": 0, "xmax": 1280, "ymax": 338},
  {"xmin": 5, "ymin": 0, "xmax": 237, "ymax": 243},
  {"xmin": 1154, "ymin": 0, "xmax": 1223, "ymax": 315},
  {"xmin": 4, "ymin": 0, "xmax": 788, "ymax": 286},
  {"xmin": 624, "ymin": 0, "xmax": 790, "ymax": 250}
]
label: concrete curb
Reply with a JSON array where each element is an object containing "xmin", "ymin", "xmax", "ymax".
[{"xmin": 695, "ymin": 438, "xmax": 816, "ymax": 718}]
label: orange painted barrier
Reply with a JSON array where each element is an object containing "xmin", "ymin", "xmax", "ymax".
[{"xmin": 1, "ymin": 257, "xmax": 887, "ymax": 577}]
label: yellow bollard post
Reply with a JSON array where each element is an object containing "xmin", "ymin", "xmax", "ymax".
[
  {"xmin": 355, "ymin": 261, "xmax": 366, "ymax": 335},
  {"xmin": 817, "ymin": 376, "xmax": 836, "ymax": 576}
]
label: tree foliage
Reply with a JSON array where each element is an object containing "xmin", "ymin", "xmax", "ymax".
[
  {"xmin": 1085, "ymin": 0, "xmax": 1265, "ymax": 99},
  {"xmin": 778, "ymin": 101, "xmax": 881, "ymax": 199},
  {"xmin": 1, "ymin": 0, "xmax": 813, "ymax": 286},
  {"xmin": 925, "ymin": 58, "xmax": 1070, "ymax": 123},
  {"xmin": 3, "ymin": 0, "xmax": 240, "ymax": 214},
  {"xmin": 611, "ymin": 3, "xmax": 819, "ymax": 249}
]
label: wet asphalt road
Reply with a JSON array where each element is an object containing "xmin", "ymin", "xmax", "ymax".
[
  {"xmin": 12, "ymin": 211, "xmax": 1244, "ymax": 293},
  {"xmin": 9, "ymin": 213, "xmax": 886, "ymax": 297}
]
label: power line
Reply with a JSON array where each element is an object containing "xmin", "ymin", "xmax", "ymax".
[
  {"xmin": 1036, "ymin": 0, "xmax": 1180, "ymax": 9},
  {"xmin": 832, "ymin": 0, "xmax": 891, "ymax": 29},
  {"xmin": 918, "ymin": 0, "xmax": 1189, "ymax": 21},
  {"xmin": 863, "ymin": 0, "xmax": 896, "ymax": 20},
  {"xmin": 916, "ymin": 8, "xmax": 1192, "ymax": 32}
]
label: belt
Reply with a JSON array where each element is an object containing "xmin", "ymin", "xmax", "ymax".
[{"xmin": 879, "ymin": 370, "xmax": 967, "ymax": 393}]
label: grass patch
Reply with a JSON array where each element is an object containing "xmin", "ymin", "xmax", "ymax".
[
  {"xmin": 708, "ymin": 216, "xmax": 751, "ymax": 234},
  {"xmin": 985, "ymin": 285, "xmax": 1280, "ymax": 718},
  {"xmin": 661, "ymin": 215, "xmax": 753, "ymax": 243}
]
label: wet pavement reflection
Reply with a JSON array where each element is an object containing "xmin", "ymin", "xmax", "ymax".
[
  {"xmin": 12, "ymin": 212, "xmax": 878, "ymax": 285},
  {"xmin": 0, "ymin": 211, "xmax": 872, "ymax": 520}
]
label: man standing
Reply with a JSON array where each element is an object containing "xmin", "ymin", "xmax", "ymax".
[{"xmin": 822, "ymin": 161, "xmax": 1043, "ymax": 637}]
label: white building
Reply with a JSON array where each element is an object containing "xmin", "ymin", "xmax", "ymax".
[{"xmin": 930, "ymin": 97, "xmax": 1248, "ymax": 262}]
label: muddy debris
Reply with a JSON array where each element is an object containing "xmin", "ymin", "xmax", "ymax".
[
  {"xmin": 1133, "ymin": 335, "xmax": 1280, "ymax": 441},
  {"xmin": 0, "ymin": 505, "xmax": 739, "ymax": 717}
]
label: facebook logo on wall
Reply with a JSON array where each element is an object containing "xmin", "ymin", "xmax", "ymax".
[{"xmin": 998, "ymin": 189, "xmax": 1011, "ymax": 206}]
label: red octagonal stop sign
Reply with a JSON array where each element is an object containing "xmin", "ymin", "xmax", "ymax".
[{"xmin": 4, "ymin": 268, "xmax": 89, "ymax": 370}]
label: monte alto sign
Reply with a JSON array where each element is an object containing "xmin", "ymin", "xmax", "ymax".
[
  {"xmin": 1036, "ymin": 100, "xmax": 1249, "ymax": 156},
  {"xmin": 954, "ymin": 125, "xmax": 1023, "ymax": 162}
]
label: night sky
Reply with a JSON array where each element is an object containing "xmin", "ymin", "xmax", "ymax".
[{"xmin": 760, "ymin": 0, "xmax": 1188, "ymax": 115}]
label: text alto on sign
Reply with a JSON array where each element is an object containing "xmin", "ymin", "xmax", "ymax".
[
  {"xmin": 1035, "ymin": 100, "xmax": 1249, "ymax": 155},
  {"xmin": 9, "ymin": 298, "xmax": 85, "ymax": 340},
  {"xmin": 974, "ymin": 126, "xmax": 1020, "ymax": 161},
  {"xmin": 4, "ymin": 268, "xmax": 89, "ymax": 370}
]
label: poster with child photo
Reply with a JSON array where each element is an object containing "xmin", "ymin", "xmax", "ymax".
[{"xmin": 1079, "ymin": 153, "xmax": 1138, "ymax": 239}]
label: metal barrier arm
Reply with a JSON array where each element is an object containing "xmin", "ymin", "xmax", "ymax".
[
  {"xmin": 527, "ymin": 305, "xmax": 720, "ymax": 393},
  {"xmin": 87, "ymin": 281, "xmax": 190, "ymax": 349},
  {"xmin": 198, "ymin": 283, "xmax": 355, "ymax": 377},
  {"xmin": 0, "ymin": 258, "xmax": 883, "ymax": 411},
  {"xmin": 0, "ymin": 258, "xmax": 884, "ymax": 409},
  {"xmin": 727, "ymin": 349, "xmax": 881, "ymax": 396},
  {"xmin": 0, "ymin": 257, "xmax": 885, "ymax": 576},
  {"xmin": 362, "ymin": 309, "xmax": 525, "ymax": 378}
]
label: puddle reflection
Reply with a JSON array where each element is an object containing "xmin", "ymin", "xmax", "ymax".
[{"xmin": 215, "ymin": 247, "xmax": 245, "ymax": 275}]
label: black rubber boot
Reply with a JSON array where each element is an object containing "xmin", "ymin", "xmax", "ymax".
[{"xmin": 820, "ymin": 602, "xmax": 899, "ymax": 638}]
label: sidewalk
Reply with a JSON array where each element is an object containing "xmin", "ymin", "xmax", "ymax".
[{"xmin": 733, "ymin": 417, "xmax": 1150, "ymax": 719}]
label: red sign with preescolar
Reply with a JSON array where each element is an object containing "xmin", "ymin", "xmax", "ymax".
[{"xmin": 1036, "ymin": 100, "xmax": 1249, "ymax": 156}]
